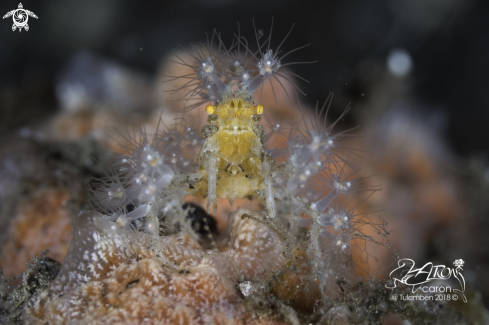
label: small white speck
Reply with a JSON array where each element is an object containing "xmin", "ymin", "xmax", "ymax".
[{"xmin": 239, "ymin": 281, "xmax": 254, "ymax": 297}]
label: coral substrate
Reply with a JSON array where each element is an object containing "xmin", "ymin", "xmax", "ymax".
[{"xmin": 23, "ymin": 210, "xmax": 311, "ymax": 324}]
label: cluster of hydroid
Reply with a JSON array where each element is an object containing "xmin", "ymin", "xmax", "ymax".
[
  {"xmin": 23, "ymin": 21, "xmax": 389, "ymax": 324},
  {"xmin": 165, "ymin": 19, "xmax": 312, "ymax": 110}
]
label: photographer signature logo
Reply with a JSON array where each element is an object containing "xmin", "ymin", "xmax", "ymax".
[
  {"xmin": 3, "ymin": 3, "xmax": 38, "ymax": 32},
  {"xmin": 386, "ymin": 258, "xmax": 467, "ymax": 303}
]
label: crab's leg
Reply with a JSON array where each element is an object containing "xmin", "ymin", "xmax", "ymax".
[
  {"xmin": 262, "ymin": 155, "xmax": 276, "ymax": 219},
  {"xmin": 206, "ymin": 152, "xmax": 219, "ymax": 213}
]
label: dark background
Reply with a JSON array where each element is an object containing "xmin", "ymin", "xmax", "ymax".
[{"xmin": 1, "ymin": 0, "xmax": 488, "ymax": 156}]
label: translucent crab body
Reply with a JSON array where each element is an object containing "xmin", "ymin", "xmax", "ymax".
[
  {"xmin": 191, "ymin": 99, "xmax": 267, "ymax": 209},
  {"xmin": 164, "ymin": 21, "xmax": 315, "ymax": 214}
]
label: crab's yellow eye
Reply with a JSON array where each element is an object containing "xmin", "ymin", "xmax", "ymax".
[
  {"xmin": 205, "ymin": 105, "xmax": 215, "ymax": 114},
  {"xmin": 256, "ymin": 104, "xmax": 264, "ymax": 115}
]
